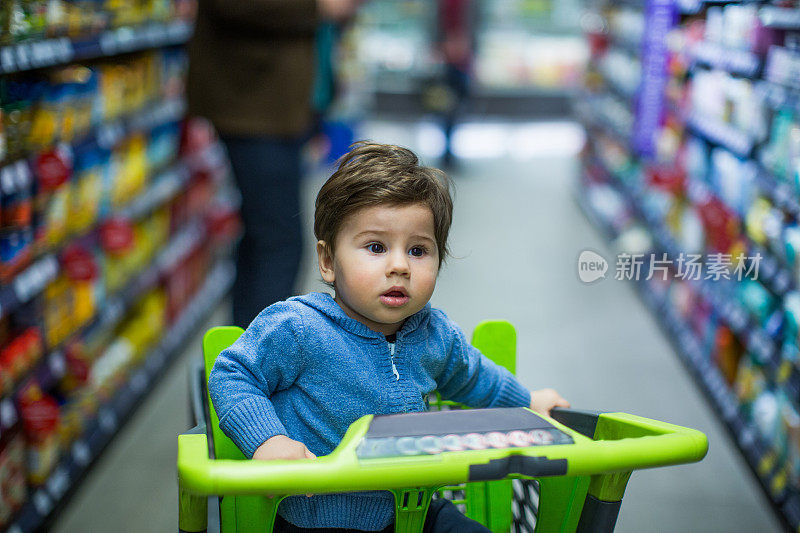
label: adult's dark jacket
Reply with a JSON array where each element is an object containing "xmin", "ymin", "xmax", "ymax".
[{"xmin": 187, "ymin": 0, "xmax": 320, "ymax": 137}]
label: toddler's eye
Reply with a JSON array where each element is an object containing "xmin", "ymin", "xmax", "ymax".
[
  {"xmin": 409, "ymin": 246, "xmax": 427, "ymax": 257},
  {"xmin": 368, "ymin": 243, "xmax": 385, "ymax": 253}
]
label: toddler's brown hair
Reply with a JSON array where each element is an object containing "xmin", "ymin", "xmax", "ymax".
[{"xmin": 314, "ymin": 142, "xmax": 453, "ymax": 268}]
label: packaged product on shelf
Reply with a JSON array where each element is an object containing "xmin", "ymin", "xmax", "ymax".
[
  {"xmin": 761, "ymin": 106, "xmax": 800, "ymax": 190},
  {"xmin": 5, "ymin": 0, "xmax": 46, "ymax": 43},
  {"xmin": 110, "ymin": 134, "xmax": 147, "ymax": 208},
  {"xmin": 0, "ymin": 159, "xmax": 35, "ymax": 280},
  {"xmin": 695, "ymin": 194, "xmax": 742, "ymax": 255},
  {"xmin": 0, "ymin": 427, "xmax": 27, "ymax": 528},
  {"xmin": 206, "ymin": 198, "xmax": 241, "ymax": 251},
  {"xmin": 0, "ymin": 107, "xmax": 6, "ymax": 163},
  {"xmin": 147, "ymin": 121, "xmax": 181, "ymax": 171},
  {"xmin": 17, "ymin": 382, "xmax": 60, "ymax": 485},
  {"xmin": 66, "ymin": 147, "xmax": 103, "ymax": 235},
  {"xmin": 99, "ymin": 217, "xmax": 134, "ymax": 256},
  {"xmin": 119, "ymin": 289, "xmax": 166, "ymax": 364},
  {"xmin": 709, "ymin": 148, "xmax": 756, "ymax": 217},
  {"xmin": 0, "ymin": 327, "xmax": 43, "ymax": 397},
  {"xmin": 713, "ymin": 326, "xmax": 743, "ymax": 385},
  {"xmin": 58, "ymin": 341, "xmax": 90, "ymax": 396},
  {"xmin": 61, "ymin": 242, "xmax": 102, "ymax": 329},
  {"xmin": 43, "ymin": 274, "xmax": 74, "ymax": 348},
  {"xmin": 739, "ymin": 278, "xmax": 777, "ymax": 328},
  {"xmin": 89, "ymin": 336, "xmax": 132, "ymax": 400},
  {"xmin": 164, "ymin": 244, "xmax": 208, "ymax": 324},
  {"xmin": 0, "ymin": 78, "xmax": 36, "ymax": 160},
  {"xmin": 735, "ymin": 352, "xmax": 766, "ymax": 419},
  {"xmin": 44, "ymin": 0, "xmax": 67, "ymax": 38},
  {"xmin": 0, "ymin": 3, "xmax": 9, "ymax": 45}
]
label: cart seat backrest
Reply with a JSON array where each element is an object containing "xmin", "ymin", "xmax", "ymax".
[{"xmin": 203, "ymin": 326, "xmax": 246, "ymax": 460}]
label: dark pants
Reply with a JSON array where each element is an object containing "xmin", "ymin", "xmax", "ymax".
[
  {"xmin": 221, "ymin": 135, "xmax": 304, "ymax": 328},
  {"xmin": 441, "ymin": 64, "xmax": 469, "ymax": 167},
  {"xmin": 273, "ymin": 499, "xmax": 489, "ymax": 533}
]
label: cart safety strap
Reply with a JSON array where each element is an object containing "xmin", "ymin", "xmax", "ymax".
[{"xmin": 468, "ymin": 455, "xmax": 567, "ymax": 481}]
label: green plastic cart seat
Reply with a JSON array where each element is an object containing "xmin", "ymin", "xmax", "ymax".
[{"xmin": 178, "ymin": 321, "xmax": 708, "ymax": 533}]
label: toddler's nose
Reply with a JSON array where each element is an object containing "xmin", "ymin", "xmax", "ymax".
[{"xmin": 387, "ymin": 250, "xmax": 410, "ymax": 276}]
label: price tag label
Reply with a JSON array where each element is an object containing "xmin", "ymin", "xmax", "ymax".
[
  {"xmin": 31, "ymin": 41, "xmax": 50, "ymax": 66},
  {"xmin": 1, "ymin": 399, "xmax": 18, "ymax": 428},
  {"xmin": 54, "ymin": 38, "xmax": 72, "ymax": 62},
  {"xmin": 778, "ymin": 359, "xmax": 792, "ymax": 384},
  {"xmin": 49, "ymin": 351, "xmax": 67, "ymax": 378},
  {"xmin": 15, "ymin": 44, "xmax": 31, "ymax": 70},
  {"xmin": 739, "ymin": 427, "xmax": 755, "ymax": 448},
  {"xmin": 33, "ymin": 490, "xmax": 53, "ymax": 516},
  {"xmin": 774, "ymin": 270, "xmax": 791, "ymax": 294},
  {"xmin": 720, "ymin": 392, "xmax": 739, "ymax": 421},
  {"xmin": 0, "ymin": 47, "xmax": 15, "ymax": 72},
  {"xmin": 130, "ymin": 370, "xmax": 149, "ymax": 394},
  {"xmin": 759, "ymin": 451, "xmax": 777, "ymax": 476},
  {"xmin": 101, "ymin": 298, "xmax": 124, "ymax": 328},
  {"xmin": 99, "ymin": 408, "xmax": 118, "ymax": 433},
  {"xmin": 771, "ymin": 469, "xmax": 787, "ymax": 496},
  {"xmin": 46, "ymin": 467, "xmax": 70, "ymax": 498},
  {"xmin": 72, "ymin": 441, "xmax": 91, "ymax": 467}
]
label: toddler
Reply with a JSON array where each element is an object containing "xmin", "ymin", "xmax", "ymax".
[{"xmin": 209, "ymin": 142, "xmax": 569, "ymax": 532}]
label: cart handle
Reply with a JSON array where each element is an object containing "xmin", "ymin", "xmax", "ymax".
[{"xmin": 178, "ymin": 408, "xmax": 707, "ymax": 497}]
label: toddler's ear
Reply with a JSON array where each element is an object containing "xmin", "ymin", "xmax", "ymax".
[{"xmin": 317, "ymin": 240, "xmax": 336, "ymax": 283}]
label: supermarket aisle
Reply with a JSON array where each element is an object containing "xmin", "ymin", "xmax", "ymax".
[
  {"xmin": 53, "ymin": 119, "xmax": 780, "ymax": 532},
  {"xmin": 297, "ymin": 119, "xmax": 782, "ymax": 532}
]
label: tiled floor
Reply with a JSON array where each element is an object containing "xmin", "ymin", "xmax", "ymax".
[{"xmin": 52, "ymin": 119, "xmax": 781, "ymax": 532}]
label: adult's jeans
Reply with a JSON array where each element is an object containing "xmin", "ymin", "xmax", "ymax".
[{"xmin": 221, "ymin": 135, "xmax": 304, "ymax": 328}]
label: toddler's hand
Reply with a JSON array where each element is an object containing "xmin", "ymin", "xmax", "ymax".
[
  {"xmin": 253, "ymin": 435, "xmax": 316, "ymax": 498},
  {"xmin": 529, "ymin": 388, "xmax": 570, "ymax": 416},
  {"xmin": 253, "ymin": 435, "xmax": 316, "ymax": 461}
]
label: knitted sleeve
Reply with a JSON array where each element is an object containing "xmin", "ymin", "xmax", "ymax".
[
  {"xmin": 208, "ymin": 302, "xmax": 307, "ymax": 458},
  {"xmin": 434, "ymin": 317, "xmax": 531, "ymax": 409}
]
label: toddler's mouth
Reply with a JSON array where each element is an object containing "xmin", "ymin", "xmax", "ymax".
[{"xmin": 381, "ymin": 288, "xmax": 409, "ymax": 307}]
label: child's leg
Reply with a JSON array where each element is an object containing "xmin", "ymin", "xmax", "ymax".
[{"xmin": 422, "ymin": 499, "xmax": 491, "ymax": 533}]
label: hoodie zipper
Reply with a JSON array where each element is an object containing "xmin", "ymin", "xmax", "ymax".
[{"xmin": 388, "ymin": 342, "xmax": 400, "ymax": 380}]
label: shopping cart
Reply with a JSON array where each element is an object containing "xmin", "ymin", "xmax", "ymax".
[{"xmin": 178, "ymin": 321, "xmax": 708, "ymax": 533}]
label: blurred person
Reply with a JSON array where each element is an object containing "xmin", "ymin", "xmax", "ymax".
[
  {"xmin": 434, "ymin": 0, "xmax": 476, "ymax": 169},
  {"xmin": 187, "ymin": 0, "xmax": 364, "ymax": 328}
]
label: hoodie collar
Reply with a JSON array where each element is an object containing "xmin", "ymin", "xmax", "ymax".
[{"xmin": 292, "ymin": 292, "xmax": 431, "ymax": 340}]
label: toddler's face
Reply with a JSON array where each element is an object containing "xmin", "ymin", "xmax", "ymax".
[{"xmin": 317, "ymin": 203, "xmax": 439, "ymax": 335}]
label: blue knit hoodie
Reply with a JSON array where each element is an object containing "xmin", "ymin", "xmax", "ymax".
[{"xmin": 208, "ymin": 292, "xmax": 531, "ymax": 530}]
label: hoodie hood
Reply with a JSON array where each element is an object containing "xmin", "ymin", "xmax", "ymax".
[{"xmin": 290, "ymin": 292, "xmax": 431, "ymax": 340}]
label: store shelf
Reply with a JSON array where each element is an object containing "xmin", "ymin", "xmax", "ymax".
[
  {"xmin": 597, "ymin": 62, "xmax": 639, "ymax": 103},
  {"xmin": 759, "ymin": 7, "xmax": 800, "ymax": 30},
  {"xmin": 575, "ymin": 95, "xmax": 633, "ymax": 147},
  {"xmin": 764, "ymin": 46, "xmax": 800, "ymax": 91},
  {"xmin": 0, "ymin": 20, "xmax": 192, "ymax": 75},
  {"xmin": 5, "ymin": 259, "xmax": 234, "ymax": 533},
  {"xmin": 0, "ymin": 148, "xmax": 208, "ymax": 324},
  {"xmin": 686, "ymin": 111, "xmax": 756, "ymax": 158},
  {"xmin": 685, "ymin": 178, "xmax": 796, "ymax": 299},
  {"xmin": 578, "ymin": 185, "xmax": 800, "ymax": 531},
  {"xmin": 0, "ymin": 217, "xmax": 206, "ymax": 424},
  {"xmin": 0, "ymin": 96, "xmax": 186, "ymax": 172},
  {"xmin": 754, "ymin": 168, "xmax": 800, "ymax": 220},
  {"xmin": 0, "ymin": 256, "xmax": 59, "ymax": 322},
  {"xmin": 690, "ymin": 40, "xmax": 761, "ymax": 78},
  {"xmin": 589, "ymin": 157, "xmax": 800, "ymax": 410},
  {"xmin": 608, "ymin": 33, "xmax": 642, "ymax": 58}
]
